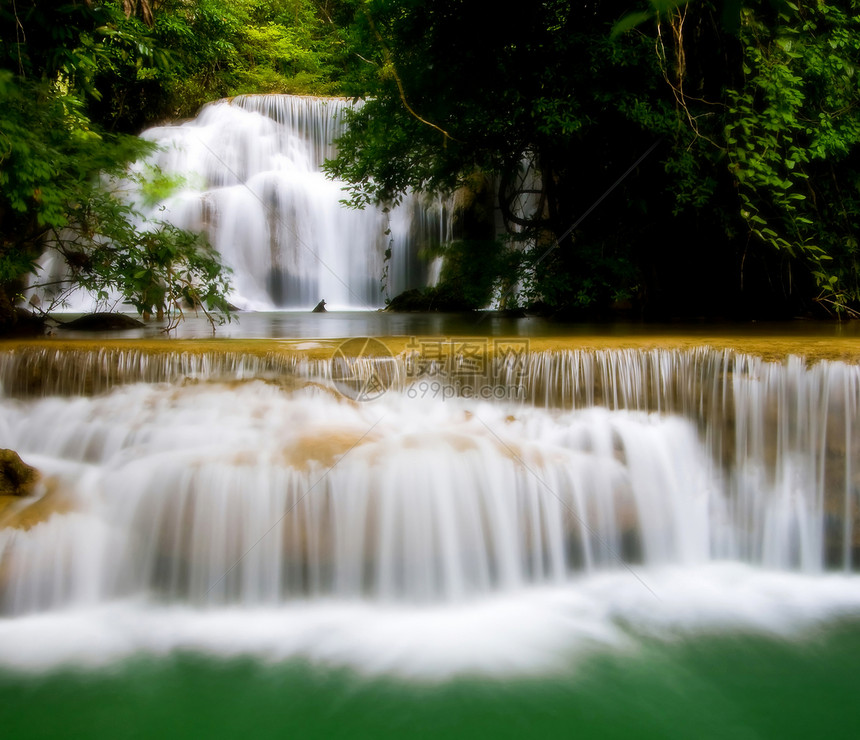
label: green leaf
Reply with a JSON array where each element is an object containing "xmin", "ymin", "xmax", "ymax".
[{"xmin": 610, "ymin": 11, "xmax": 654, "ymax": 39}]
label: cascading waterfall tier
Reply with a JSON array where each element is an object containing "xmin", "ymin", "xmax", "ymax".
[
  {"xmin": 133, "ymin": 95, "xmax": 450, "ymax": 310},
  {"xmin": 1, "ymin": 345, "xmax": 859, "ymax": 618}
]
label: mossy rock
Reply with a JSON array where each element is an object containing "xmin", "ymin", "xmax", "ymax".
[
  {"xmin": 0, "ymin": 480, "xmax": 71, "ymax": 531},
  {"xmin": 0, "ymin": 449, "xmax": 39, "ymax": 497},
  {"xmin": 385, "ymin": 286, "xmax": 477, "ymax": 312}
]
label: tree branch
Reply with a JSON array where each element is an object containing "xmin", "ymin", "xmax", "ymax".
[{"xmin": 363, "ymin": 9, "xmax": 462, "ymax": 145}]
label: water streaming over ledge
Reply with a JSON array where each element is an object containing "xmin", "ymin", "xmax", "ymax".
[{"xmin": 1, "ymin": 344, "xmax": 860, "ymax": 675}]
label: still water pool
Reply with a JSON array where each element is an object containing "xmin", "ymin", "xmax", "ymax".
[{"xmin": 2, "ymin": 623, "xmax": 860, "ymax": 739}]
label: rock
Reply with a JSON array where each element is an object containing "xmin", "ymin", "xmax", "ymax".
[
  {"xmin": 0, "ymin": 307, "xmax": 48, "ymax": 338},
  {"xmin": 385, "ymin": 286, "xmax": 476, "ymax": 313},
  {"xmin": 452, "ymin": 173, "xmax": 496, "ymax": 242},
  {"xmin": 384, "ymin": 288, "xmax": 431, "ymax": 312},
  {"xmin": 312, "ymin": 300, "xmax": 327, "ymax": 313},
  {"xmin": 60, "ymin": 312, "xmax": 145, "ymax": 331},
  {"xmin": 0, "ymin": 450, "xmax": 39, "ymax": 497}
]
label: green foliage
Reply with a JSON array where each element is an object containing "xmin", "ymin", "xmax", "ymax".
[
  {"xmin": 326, "ymin": 0, "xmax": 678, "ymax": 314},
  {"xmin": 724, "ymin": 1, "xmax": 860, "ymax": 314},
  {"xmin": 0, "ymin": 5, "xmax": 234, "ymax": 331},
  {"xmin": 327, "ymin": 0, "xmax": 860, "ymax": 317},
  {"xmin": 516, "ymin": 239, "xmax": 640, "ymax": 314},
  {"xmin": 610, "ymin": 0, "xmax": 691, "ymax": 38},
  {"xmin": 137, "ymin": 0, "xmax": 365, "ymax": 123},
  {"xmin": 6, "ymin": 0, "xmax": 860, "ymax": 321},
  {"xmin": 0, "ymin": 1, "xmax": 365, "ymax": 134},
  {"xmin": 431, "ymin": 240, "xmax": 518, "ymax": 311},
  {"xmin": 34, "ymin": 182, "xmax": 233, "ymax": 329}
]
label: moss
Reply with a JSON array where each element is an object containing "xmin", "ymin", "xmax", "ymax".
[{"xmin": 2, "ymin": 332, "xmax": 860, "ymax": 364}]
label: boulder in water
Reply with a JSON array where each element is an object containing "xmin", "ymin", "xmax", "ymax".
[
  {"xmin": 0, "ymin": 307, "xmax": 48, "ymax": 337},
  {"xmin": 60, "ymin": 312, "xmax": 145, "ymax": 331},
  {"xmin": 312, "ymin": 300, "xmax": 327, "ymax": 313},
  {"xmin": 0, "ymin": 450, "xmax": 39, "ymax": 497},
  {"xmin": 385, "ymin": 286, "xmax": 475, "ymax": 312}
]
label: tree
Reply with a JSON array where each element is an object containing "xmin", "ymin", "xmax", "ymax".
[
  {"xmin": 328, "ymin": 0, "xmax": 860, "ymax": 318},
  {"xmin": 0, "ymin": 1, "xmax": 233, "ymax": 333},
  {"xmin": 723, "ymin": 0, "xmax": 860, "ymax": 316},
  {"xmin": 616, "ymin": 0, "xmax": 860, "ymax": 315},
  {"xmin": 86, "ymin": 0, "xmax": 368, "ymax": 131},
  {"xmin": 324, "ymin": 0, "xmax": 708, "ymax": 316}
]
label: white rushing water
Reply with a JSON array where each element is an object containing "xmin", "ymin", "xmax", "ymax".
[
  {"xmin": 1, "ymin": 347, "xmax": 860, "ymax": 677},
  {"xmin": 135, "ymin": 95, "xmax": 449, "ymax": 310},
  {"xmin": 28, "ymin": 95, "xmax": 450, "ymax": 313}
]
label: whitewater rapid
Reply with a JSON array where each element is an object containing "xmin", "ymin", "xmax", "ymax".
[{"xmin": 1, "ymin": 347, "xmax": 859, "ymax": 677}]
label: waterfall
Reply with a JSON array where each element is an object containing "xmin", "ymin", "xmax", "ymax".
[
  {"xmin": 2, "ymin": 345, "xmax": 860, "ymax": 675},
  {"xmin": 1, "ymin": 347, "xmax": 858, "ymax": 603},
  {"xmin": 134, "ymin": 95, "xmax": 450, "ymax": 310},
  {"xmin": 25, "ymin": 95, "xmax": 450, "ymax": 313}
]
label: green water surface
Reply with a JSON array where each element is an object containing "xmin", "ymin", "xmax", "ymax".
[{"xmin": 2, "ymin": 623, "xmax": 859, "ymax": 739}]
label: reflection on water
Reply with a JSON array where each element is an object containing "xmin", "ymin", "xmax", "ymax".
[{"xmin": 49, "ymin": 310, "xmax": 860, "ymax": 341}]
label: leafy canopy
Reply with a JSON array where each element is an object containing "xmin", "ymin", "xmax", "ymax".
[
  {"xmin": 0, "ymin": 1, "xmax": 236, "ymax": 331},
  {"xmin": 327, "ymin": 0, "xmax": 860, "ymax": 318}
]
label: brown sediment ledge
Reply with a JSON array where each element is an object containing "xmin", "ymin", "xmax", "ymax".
[
  {"xmin": 3, "ymin": 334, "xmax": 860, "ymax": 363},
  {"xmin": 0, "ymin": 480, "xmax": 72, "ymax": 531},
  {"xmin": 525, "ymin": 336, "xmax": 860, "ymax": 363}
]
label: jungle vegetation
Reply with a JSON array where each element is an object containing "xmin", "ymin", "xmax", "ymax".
[
  {"xmin": 2, "ymin": 0, "xmax": 860, "ymax": 330},
  {"xmin": 327, "ymin": 0, "xmax": 860, "ymax": 319}
]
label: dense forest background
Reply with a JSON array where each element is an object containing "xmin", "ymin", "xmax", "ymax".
[{"xmin": 2, "ymin": 0, "xmax": 860, "ymax": 330}]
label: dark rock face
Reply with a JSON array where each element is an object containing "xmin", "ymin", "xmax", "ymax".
[
  {"xmin": 0, "ymin": 306, "xmax": 47, "ymax": 337},
  {"xmin": 384, "ymin": 288, "xmax": 434, "ymax": 312},
  {"xmin": 452, "ymin": 173, "xmax": 496, "ymax": 242},
  {"xmin": 0, "ymin": 450, "xmax": 39, "ymax": 497}
]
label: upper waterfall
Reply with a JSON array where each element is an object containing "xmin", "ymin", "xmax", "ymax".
[{"xmin": 134, "ymin": 95, "xmax": 450, "ymax": 310}]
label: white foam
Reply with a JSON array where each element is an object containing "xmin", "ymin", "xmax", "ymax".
[
  {"xmin": 2, "ymin": 365, "xmax": 860, "ymax": 678},
  {"xmin": 1, "ymin": 565, "xmax": 859, "ymax": 678}
]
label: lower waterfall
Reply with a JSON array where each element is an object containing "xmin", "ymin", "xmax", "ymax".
[{"xmin": 1, "ymin": 346, "xmax": 860, "ymax": 677}]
